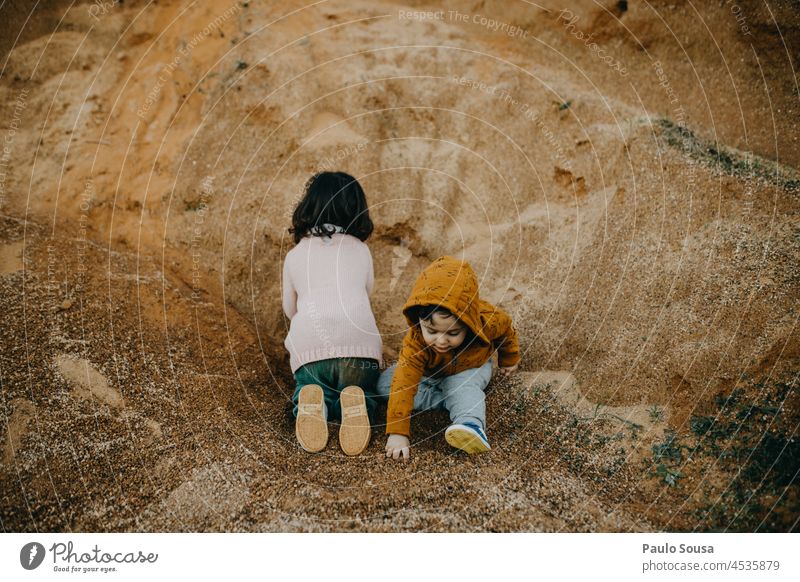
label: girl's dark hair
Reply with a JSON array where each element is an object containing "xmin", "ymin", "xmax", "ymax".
[{"xmin": 289, "ymin": 171, "xmax": 374, "ymax": 244}]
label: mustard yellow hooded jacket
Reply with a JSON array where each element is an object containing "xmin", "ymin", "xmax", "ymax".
[{"xmin": 386, "ymin": 256, "xmax": 521, "ymax": 436}]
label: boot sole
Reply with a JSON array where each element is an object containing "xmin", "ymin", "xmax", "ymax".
[
  {"xmin": 296, "ymin": 384, "xmax": 328, "ymax": 453},
  {"xmin": 338, "ymin": 386, "xmax": 371, "ymax": 456}
]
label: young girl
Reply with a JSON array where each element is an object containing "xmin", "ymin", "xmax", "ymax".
[{"xmin": 282, "ymin": 171, "xmax": 383, "ymax": 456}]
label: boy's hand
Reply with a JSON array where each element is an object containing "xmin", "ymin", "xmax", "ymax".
[
  {"xmin": 497, "ymin": 363, "xmax": 519, "ymax": 378},
  {"xmin": 385, "ymin": 434, "xmax": 410, "ymax": 460}
]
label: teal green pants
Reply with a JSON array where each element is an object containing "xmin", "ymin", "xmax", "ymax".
[{"xmin": 292, "ymin": 357, "xmax": 381, "ymax": 424}]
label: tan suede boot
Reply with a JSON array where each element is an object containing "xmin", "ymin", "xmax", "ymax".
[
  {"xmin": 295, "ymin": 384, "xmax": 328, "ymax": 453},
  {"xmin": 338, "ymin": 386, "xmax": 371, "ymax": 456}
]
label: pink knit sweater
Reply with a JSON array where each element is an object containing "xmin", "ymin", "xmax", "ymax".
[{"xmin": 282, "ymin": 232, "xmax": 383, "ymax": 373}]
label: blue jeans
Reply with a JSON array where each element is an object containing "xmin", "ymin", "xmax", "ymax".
[
  {"xmin": 292, "ymin": 357, "xmax": 381, "ymax": 423},
  {"xmin": 376, "ymin": 360, "xmax": 493, "ymax": 431}
]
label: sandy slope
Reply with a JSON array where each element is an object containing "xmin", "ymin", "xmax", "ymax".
[{"xmin": 1, "ymin": 0, "xmax": 798, "ymax": 531}]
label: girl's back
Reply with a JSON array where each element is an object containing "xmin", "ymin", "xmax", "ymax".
[
  {"xmin": 282, "ymin": 232, "xmax": 381, "ymax": 373},
  {"xmin": 281, "ymin": 171, "xmax": 382, "ymax": 375}
]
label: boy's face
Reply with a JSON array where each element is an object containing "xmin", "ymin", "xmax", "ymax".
[{"xmin": 419, "ymin": 311, "xmax": 468, "ymax": 353}]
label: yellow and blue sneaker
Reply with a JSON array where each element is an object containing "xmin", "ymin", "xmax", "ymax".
[{"xmin": 445, "ymin": 422, "xmax": 491, "ymax": 454}]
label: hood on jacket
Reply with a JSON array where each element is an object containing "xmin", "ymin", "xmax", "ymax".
[{"xmin": 401, "ymin": 255, "xmax": 490, "ymax": 344}]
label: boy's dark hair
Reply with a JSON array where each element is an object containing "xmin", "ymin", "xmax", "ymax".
[
  {"xmin": 289, "ymin": 171, "xmax": 374, "ymax": 244},
  {"xmin": 408, "ymin": 304, "xmax": 455, "ymax": 324},
  {"xmin": 408, "ymin": 304, "xmax": 480, "ymax": 347}
]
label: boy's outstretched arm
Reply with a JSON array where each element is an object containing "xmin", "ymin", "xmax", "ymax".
[{"xmin": 385, "ymin": 334, "xmax": 427, "ymax": 460}]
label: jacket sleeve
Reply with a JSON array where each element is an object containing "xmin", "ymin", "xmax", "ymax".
[
  {"xmin": 282, "ymin": 257, "xmax": 297, "ymax": 320},
  {"xmin": 489, "ymin": 306, "xmax": 521, "ymax": 367},
  {"xmin": 385, "ymin": 331, "xmax": 427, "ymax": 437}
]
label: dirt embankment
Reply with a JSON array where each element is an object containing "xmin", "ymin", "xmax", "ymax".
[{"xmin": 1, "ymin": 0, "xmax": 798, "ymax": 531}]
